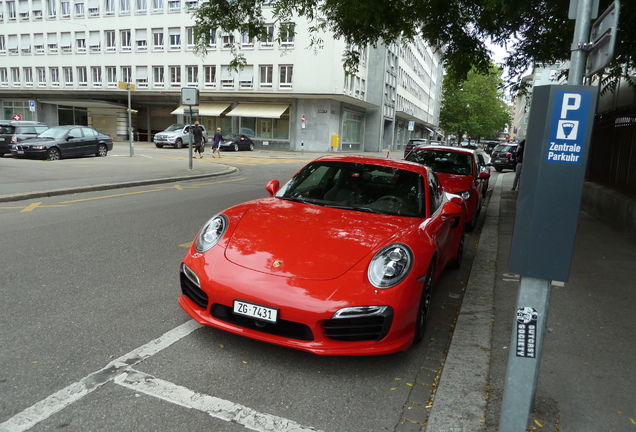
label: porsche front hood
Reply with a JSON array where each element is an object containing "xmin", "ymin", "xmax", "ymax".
[
  {"xmin": 434, "ymin": 172, "xmax": 473, "ymax": 193},
  {"xmin": 225, "ymin": 199, "xmax": 415, "ymax": 280}
]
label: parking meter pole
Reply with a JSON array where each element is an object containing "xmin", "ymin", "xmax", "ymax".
[
  {"xmin": 188, "ymin": 107, "xmax": 193, "ymax": 170},
  {"xmin": 128, "ymin": 86, "xmax": 134, "ymax": 157},
  {"xmin": 569, "ymin": 0, "xmax": 594, "ymax": 85},
  {"xmin": 499, "ymin": 277, "xmax": 552, "ymax": 431}
]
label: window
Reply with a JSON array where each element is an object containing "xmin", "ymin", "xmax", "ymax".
[
  {"xmin": 91, "ymin": 66, "xmax": 102, "ymax": 86},
  {"xmin": 19, "ymin": 0, "xmax": 30, "ymax": 19},
  {"xmin": 50, "ymin": 66, "xmax": 60, "ymax": 86},
  {"xmin": 260, "ymin": 25, "xmax": 274, "ymax": 47},
  {"xmin": 239, "ymin": 65, "xmax": 253, "ymax": 88},
  {"xmin": 184, "ymin": 0, "xmax": 196, "ymax": 9},
  {"xmin": 121, "ymin": 30, "xmax": 131, "ymax": 51},
  {"xmin": 135, "ymin": 66, "xmax": 148, "ymax": 87},
  {"xmin": 20, "ymin": 34, "xmax": 31, "ymax": 54},
  {"xmin": 259, "ymin": 65, "xmax": 272, "ymax": 88},
  {"xmin": 342, "ymin": 111, "xmax": 363, "ymax": 151},
  {"xmin": 75, "ymin": 32, "xmax": 86, "ymax": 52},
  {"xmin": 185, "ymin": 27, "xmax": 194, "ymax": 49},
  {"xmin": 136, "ymin": 0, "xmax": 146, "ymax": 13},
  {"xmin": 104, "ymin": 0, "xmax": 115, "ymax": 14},
  {"xmin": 74, "ymin": 0, "xmax": 84, "ymax": 16},
  {"xmin": 77, "ymin": 66, "xmax": 87, "ymax": 86},
  {"xmin": 105, "ymin": 31, "xmax": 115, "ymax": 51},
  {"xmin": 241, "ymin": 31, "xmax": 253, "ymax": 48},
  {"xmin": 63, "ymin": 66, "xmax": 73, "ymax": 86},
  {"xmin": 121, "ymin": 66, "xmax": 131, "ymax": 82},
  {"xmin": 280, "ymin": 23, "xmax": 295, "ymax": 46},
  {"xmin": 46, "ymin": 0, "xmax": 56, "ymax": 17},
  {"xmin": 7, "ymin": 1, "xmax": 17, "ymax": 20},
  {"xmin": 204, "ymin": 65, "xmax": 216, "ymax": 87},
  {"xmin": 221, "ymin": 33, "xmax": 234, "ymax": 47},
  {"xmin": 88, "ymin": 0, "xmax": 99, "ymax": 16},
  {"xmin": 168, "ymin": 0, "xmax": 179, "ymax": 11},
  {"xmin": 152, "ymin": 0, "xmax": 162, "ymax": 12},
  {"xmin": 135, "ymin": 29, "xmax": 147, "ymax": 51},
  {"xmin": 168, "ymin": 27, "xmax": 180, "ymax": 50},
  {"xmin": 279, "ymin": 65, "xmax": 292, "ymax": 88},
  {"xmin": 0, "ymin": 68, "xmax": 8, "ymax": 86},
  {"xmin": 60, "ymin": 32, "xmax": 72, "ymax": 53},
  {"xmin": 33, "ymin": 0, "xmax": 43, "ymax": 19},
  {"xmin": 152, "ymin": 66, "xmax": 164, "ymax": 87},
  {"xmin": 206, "ymin": 29, "xmax": 217, "ymax": 47},
  {"xmin": 11, "ymin": 67, "xmax": 21, "ymax": 85},
  {"xmin": 106, "ymin": 66, "xmax": 116, "ymax": 86},
  {"xmin": 169, "ymin": 65, "xmax": 180, "ymax": 86},
  {"xmin": 220, "ymin": 65, "xmax": 233, "ymax": 88},
  {"xmin": 152, "ymin": 28, "xmax": 164, "ymax": 50},
  {"xmin": 186, "ymin": 65, "xmax": 198, "ymax": 86},
  {"xmin": 89, "ymin": 31, "xmax": 100, "ymax": 51},
  {"xmin": 0, "ymin": 36, "xmax": 4, "ymax": 54},
  {"xmin": 120, "ymin": 0, "xmax": 130, "ymax": 13},
  {"xmin": 37, "ymin": 67, "xmax": 46, "ymax": 85},
  {"xmin": 24, "ymin": 67, "xmax": 33, "ymax": 86},
  {"xmin": 61, "ymin": 0, "xmax": 71, "ymax": 17}
]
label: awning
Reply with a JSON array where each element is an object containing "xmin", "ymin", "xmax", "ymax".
[
  {"xmin": 226, "ymin": 103, "xmax": 289, "ymax": 119},
  {"xmin": 171, "ymin": 102, "xmax": 231, "ymax": 116}
]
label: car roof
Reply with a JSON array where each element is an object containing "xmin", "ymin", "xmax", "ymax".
[
  {"xmin": 313, "ymin": 154, "xmax": 431, "ymax": 173},
  {"xmin": 413, "ymin": 145, "xmax": 476, "ymax": 156},
  {"xmin": 0, "ymin": 120, "xmax": 47, "ymax": 126}
]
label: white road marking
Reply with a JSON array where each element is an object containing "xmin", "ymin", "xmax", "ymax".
[
  {"xmin": 0, "ymin": 320, "xmax": 202, "ymax": 432},
  {"xmin": 115, "ymin": 369, "xmax": 322, "ymax": 432}
]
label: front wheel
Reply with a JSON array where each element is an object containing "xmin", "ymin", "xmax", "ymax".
[
  {"xmin": 495, "ymin": 167, "xmax": 503, "ymax": 172},
  {"xmin": 249, "ymin": 143, "xmax": 254, "ymax": 151},
  {"xmin": 96, "ymin": 144, "xmax": 108, "ymax": 157},
  {"xmin": 155, "ymin": 144, "xmax": 164, "ymax": 148},
  {"xmin": 47, "ymin": 147, "xmax": 61, "ymax": 161},
  {"xmin": 413, "ymin": 262, "xmax": 434, "ymax": 344},
  {"xmin": 174, "ymin": 139, "xmax": 183, "ymax": 149},
  {"xmin": 233, "ymin": 143, "xmax": 239, "ymax": 151}
]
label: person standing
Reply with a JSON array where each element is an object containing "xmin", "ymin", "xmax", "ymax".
[
  {"xmin": 192, "ymin": 121, "xmax": 204, "ymax": 158},
  {"xmin": 212, "ymin": 127, "xmax": 223, "ymax": 158},
  {"xmin": 512, "ymin": 140, "xmax": 525, "ymax": 191}
]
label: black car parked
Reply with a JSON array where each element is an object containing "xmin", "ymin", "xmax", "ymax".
[
  {"xmin": 11, "ymin": 125, "xmax": 113, "ymax": 160},
  {"xmin": 403, "ymin": 139, "xmax": 428, "ymax": 157},
  {"xmin": 219, "ymin": 133, "xmax": 255, "ymax": 151},
  {"xmin": 489, "ymin": 143, "xmax": 519, "ymax": 172},
  {"xmin": 0, "ymin": 120, "xmax": 49, "ymax": 157}
]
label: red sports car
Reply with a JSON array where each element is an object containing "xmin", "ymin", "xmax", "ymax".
[
  {"xmin": 405, "ymin": 146, "xmax": 490, "ymax": 230},
  {"xmin": 179, "ymin": 155, "xmax": 466, "ymax": 355}
]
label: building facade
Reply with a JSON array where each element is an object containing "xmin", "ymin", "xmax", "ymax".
[{"xmin": 0, "ymin": 0, "xmax": 443, "ymax": 152}]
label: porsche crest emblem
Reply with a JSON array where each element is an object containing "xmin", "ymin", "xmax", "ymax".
[{"xmin": 273, "ymin": 260, "xmax": 283, "ymax": 268}]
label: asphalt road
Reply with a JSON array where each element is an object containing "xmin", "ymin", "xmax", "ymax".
[{"xmin": 0, "ymin": 156, "xmax": 486, "ymax": 432}]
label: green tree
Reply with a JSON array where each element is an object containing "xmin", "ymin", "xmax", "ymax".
[
  {"xmin": 190, "ymin": 0, "xmax": 635, "ymax": 92},
  {"xmin": 440, "ymin": 67, "xmax": 510, "ymax": 142}
]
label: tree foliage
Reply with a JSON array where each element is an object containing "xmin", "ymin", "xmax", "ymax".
[
  {"xmin": 190, "ymin": 0, "xmax": 635, "ymax": 93},
  {"xmin": 439, "ymin": 67, "xmax": 510, "ymax": 141}
]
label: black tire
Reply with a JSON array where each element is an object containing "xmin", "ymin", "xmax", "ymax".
[
  {"xmin": 249, "ymin": 143, "xmax": 254, "ymax": 151},
  {"xmin": 96, "ymin": 143, "xmax": 108, "ymax": 157},
  {"xmin": 495, "ymin": 167, "xmax": 503, "ymax": 172},
  {"xmin": 174, "ymin": 139, "xmax": 183, "ymax": 149},
  {"xmin": 233, "ymin": 143, "xmax": 239, "ymax": 151},
  {"xmin": 450, "ymin": 230, "xmax": 465, "ymax": 269},
  {"xmin": 47, "ymin": 147, "xmax": 61, "ymax": 161},
  {"xmin": 155, "ymin": 144, "xmax": 164, "ymax": 148},
  {"xmin": 413, "ymin": 261, "xmax": 434, "ymax": 344}
]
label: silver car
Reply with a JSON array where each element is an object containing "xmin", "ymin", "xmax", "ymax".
[{"xmin": 153, "ymin": 124, "xmax": 208, "ymax": 149}]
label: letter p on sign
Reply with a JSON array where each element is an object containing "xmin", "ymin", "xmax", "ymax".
[{"xmin": 560, "ymin": 93, "xmax": 581, "ymax": 118}]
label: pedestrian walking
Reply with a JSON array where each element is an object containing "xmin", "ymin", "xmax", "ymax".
[
  {"xmin": 512, "ymin": 139, "xmax": 525, "ymax": 191},
  {"xmin": 212, "ymin": 127, "xmax": 223, "ymax": 158},
  {"xmin": 192, "ymin": 121, "xmax": 204, "ymax": 158}
]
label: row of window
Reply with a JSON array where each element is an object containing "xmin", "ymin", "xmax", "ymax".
[
  {"xmin": 0, "ymin": 0, "xmax": 199, "ymax": 21},
  {"xmin": 0, "ymin": 64, "xmax": 294, "ymax": 89},
  {"xmin": 0, "ymin": 25, "xmax": 294, "ymax": 55}
]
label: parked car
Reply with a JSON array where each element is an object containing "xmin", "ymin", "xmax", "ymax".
[
  {"xmin": 403, "ymin": 138, "xmax": 428, "ymax": 157},
  {"xmin": 153, "ymin": 124, "xmax": 208, "ymax": 148},
  {"xmin": 220, "ymin": 133, "xmax": 255, "ymax": 151},
  {"xmin": 179, "ymin": 155, "xmax": 466, "ymax": 355},
  {"xmin": 0, "ymin": 120, "xmax": 49, "ymax": 157},
  {"xmin": 11, "ymin": 126, "xmax": 113, "ymax": 160},
  {"xmin": 405, "ymin": 145, "xmax": 490, "ymax": 230},
  {"xmin": 490, "ymin": 143, "xmax": 519, "ymax": 171}
]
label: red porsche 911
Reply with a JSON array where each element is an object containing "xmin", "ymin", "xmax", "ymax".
[{"xmin": 179, "ymin": 155, "xmax": 466, "ymax": 355}]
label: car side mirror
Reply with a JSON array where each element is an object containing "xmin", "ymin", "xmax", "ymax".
[
  {"xmin": 479, "ymin": 171, "xmax": 491, "ymax": 179},
  {"xmin": 440, "ymin": 200, "xmax": 464, "ymax": 221},
  {"xmin": 265, "ymin": 179, "xmax": 280, "ymax": 196}
]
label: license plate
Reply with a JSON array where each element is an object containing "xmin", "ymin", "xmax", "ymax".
[
  {"xmin": 493, "ymin": 159, "xmax": 502, "ymax": 163},
  {"xmin": 17, "ymin": 150, "xmax": 24, "ymax": 154},
  {"xmin": 233, "ymin": 300, "xmax": 278, "ymax": 323}
]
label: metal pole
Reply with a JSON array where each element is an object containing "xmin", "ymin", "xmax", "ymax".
[
  {"xmin": 128, "ymin": 85, "xmax": 134, "ymax": 157},
  {"xmin": 569, "ymin": 0, "xmax": 594, "ymax": 85},
  {"xmin": 188, "ymin": 106, "xmax": 193, "ymax": 170}
]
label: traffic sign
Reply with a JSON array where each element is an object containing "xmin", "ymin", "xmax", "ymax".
[
  {"xmin": 118, "ymin": 81, "xmax": 135, "ymax": 91},
  {"xmin": 586, "ymin": 0, "xmax": 620, "ymax": 77},
  {"xmin": 29, "ymin": 100, "xmax": 35, "ymax": 112}
]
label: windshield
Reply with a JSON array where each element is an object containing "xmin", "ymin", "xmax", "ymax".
[
  {"xmin": 0, "ymin": 126, "xmax": 15, "ymax": 134},
  {"xmin": 406, "ymin": 149, "xmax": 473, "ymax": 176},
  {"xmin": 276, "ymin": 160, "xmax": 425, "ymax": 217},
  {"xmin": 163, "ymin": 124, "xmax": 184, "ymax": 132},
  {"xmin": 37, "ymin": 128, "xmax": 70, "ymax": 139},
  {"xmin": 224, "ymin": 133, "xmax": 240, "ymax": 140},
  {"xmin": 493, "ymin": 144, "xmax": 516, "ymax": 153}
]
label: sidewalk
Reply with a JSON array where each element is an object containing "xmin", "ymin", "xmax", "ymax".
[{"xmin": 426, "ymin": 171, "xmax": 636, "ymax": 431}]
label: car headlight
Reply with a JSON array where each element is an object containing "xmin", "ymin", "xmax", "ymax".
[
  {"xmin": 195, "ymin": 214, "xmax": 228, "ymax": 252},
  {"xmin": 368, "ymin": 243, "xmax": 413, "ymax": 289},
  {"xmin": 459, "ymin": 190, "xmax": 471, "ymax": 200}
]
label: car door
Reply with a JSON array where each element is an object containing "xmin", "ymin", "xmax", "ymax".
[
  {"xmin": 61, "ymin": 127, "xmax": 85, "ymax": 157},
  {"xmin": 80, "ymin": 127, "xmax": 99, "ymax": 155}
]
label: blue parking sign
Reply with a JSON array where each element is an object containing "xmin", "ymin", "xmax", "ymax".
[{"xmin": 546, "ymin": 90, "xmax": 594, "ymax": 164}]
